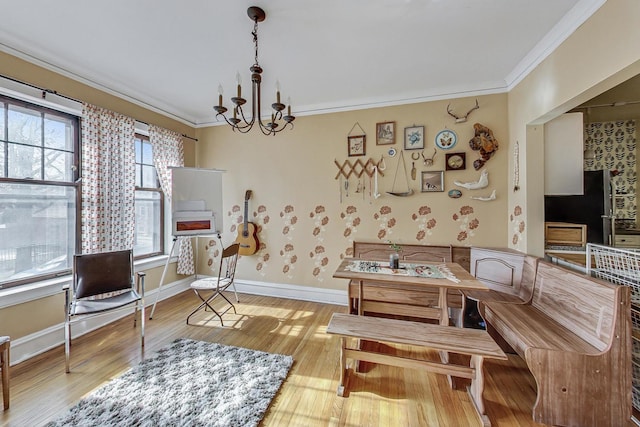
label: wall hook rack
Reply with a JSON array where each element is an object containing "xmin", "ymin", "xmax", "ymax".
[{"xmin": 334, "ymin": 157, "xmax": 385, "ymax": 180}]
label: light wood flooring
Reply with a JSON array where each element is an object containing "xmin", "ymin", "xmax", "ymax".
[{"xmin": 1, "ymin": 291, "xmax": 545, "ymax": 427}]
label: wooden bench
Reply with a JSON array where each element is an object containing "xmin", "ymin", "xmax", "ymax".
[
  {"xmin": 349, "ymin": 241, "xmax": 471, "ymax": 325},
  {"xmin": 479, "ymin": 260, "xmax": 632, "ymax": 426},
  {"xmin": 463, "ymin": 247, "xmax": 538, "ymax": 304},
  {"xmin": 326, "ymin": 313, "xmax": 507, "ymax": 426}
]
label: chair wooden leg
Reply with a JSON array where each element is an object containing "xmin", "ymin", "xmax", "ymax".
[{"xmin": 1, "ymin": 340, "xmax": 9, "ymax": 410}]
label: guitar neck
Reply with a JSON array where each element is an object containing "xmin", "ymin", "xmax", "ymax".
[{"xmin": 244, "ymin": 200, "xmax": 249, "ymax": 228}]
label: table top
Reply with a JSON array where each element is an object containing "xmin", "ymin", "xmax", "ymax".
[{"xmin": 333, "ymin": 258, "xmax": 489, "ymax": 291}]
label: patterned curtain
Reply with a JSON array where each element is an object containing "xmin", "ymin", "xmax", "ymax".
[
  {"xmin": 148, "ymin": 125, "xmax": 194, "ymax": 275},
  {"xmin": 81, "ymin": 103, "xmax": 136, "ymax": 254}
]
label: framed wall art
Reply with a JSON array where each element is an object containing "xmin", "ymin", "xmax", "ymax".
[
  {"xmin": 445, "ymin": 152, "xmax": 466, "ymax": 171},
  {"xmin": 348, "ymin": 135, "xmax": 366, "ymax": 157},
  {"xmin": 376, "ymin": 121, "xmax": 395, "ymax": 145},
  {"xmin": 421, "ymin": 170, "xmax": 444, "ymax": 192},
  {"xmin": 404, "ymin": 125, "xmax": 425, "ymax": 150}
]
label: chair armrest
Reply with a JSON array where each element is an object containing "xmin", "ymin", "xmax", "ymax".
[{"xmin": 136, "ymin": 272, "xmax": 146, "ymax": 297}]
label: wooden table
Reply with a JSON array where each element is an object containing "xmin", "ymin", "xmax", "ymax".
[
  {"xmin": 333, "ymin": 258, "xmax": 489, "ymax": 326},
  {"xmin": 330, "ymin": 259, "xmax": 503, "ymax": 424}
]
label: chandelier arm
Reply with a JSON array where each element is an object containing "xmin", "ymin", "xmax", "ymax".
[{"xmin": 236, "ymin": 104, "xmax": 255, "ymax": 129}]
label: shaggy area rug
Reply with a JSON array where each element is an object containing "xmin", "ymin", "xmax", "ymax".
[{"xmin": 46, "ymin": 338, "xmax": 293, "ymax": 427}]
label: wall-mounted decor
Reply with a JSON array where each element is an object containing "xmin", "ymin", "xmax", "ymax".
[
  {"xmin": 404, "ymin": 125, "xmax": 425, "ymax": 150},
  {"xmin": 422, "ymin": 148, "xmax": 437, "ymax": 166},
  {"xmin": 446, "ymin": 99, "xmax": 479, "ymax": 123},
  {"xmin": 470, "ymin": 189, "xmax": 497, "ymax": 201},
  {"xmin": 435, "ymin": 129, "xmax": 457, "ymax": 150},
  {"xmin": 421, "ymin": 170, "xmax": 444, "ymax": 192},
  {"xmin": 348, "ymin": 135, "xmax": 366, "ymax": 156},
  {"xmin": 388, "ymin": 150, "xmax": 414, "ymax": 196},
  {"xmin": 376, "ymin": 121, "xmax": 395, "ymax": 145},
  {"xmin": 468, "ymin": 123, "xmax": 499, "ymax": 170},
  {"xmin": 454, "ymin": 169, "xmax": 489, "ymax": 190},
  {"xmin": 445, "ymin": 152, "xmax": 466, "ymax": 170},
  {"xmin": 448, "ymin": 189, "xmax": 462, "ymax": 199}
]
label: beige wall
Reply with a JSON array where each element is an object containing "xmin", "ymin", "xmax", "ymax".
[
  {"xmin": 507, "ymin": 0, "xmax": 640, "ymax": 256},
  {"xmin": 0, "ymin": 52, "xmax": 196, "ymax": 340},
  {"xmin": 3, "ymin": 0, "xmax": 640, "ymax": 344},
  {"xmin": 196, "ymin": 94, "xmax": 509, "ymax": 290}
]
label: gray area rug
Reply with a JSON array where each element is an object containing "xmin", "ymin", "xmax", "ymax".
[{"xmin": 46, "ymin": 338, "xmax": 293, "ymax": 427}]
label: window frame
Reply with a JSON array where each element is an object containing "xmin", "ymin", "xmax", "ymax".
[
  {"xmin": 133, "ymin": 133, "xmax": 165, "ymax": 260},
  {"xmin": 0, "ymin": 94, "xmax": 80, "ymax": 290}
]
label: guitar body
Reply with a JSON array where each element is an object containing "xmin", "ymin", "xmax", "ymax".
[
  {"xmin": 236, "ymin": 221, "xmax": 259, "ymax": 255},
  {"xmin": 235, "ymin": 190, "xmax": 260, "ymax": 255}
]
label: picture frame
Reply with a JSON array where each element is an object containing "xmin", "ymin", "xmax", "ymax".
[
  {"xmin": 445, "ymin": 152, "xmax": 466, "ymax": 171},
  {"xmin": 376, "ymin": 121, "xmax": 395, "ymax": 145},
  {"xmin": 404, "ymin": 125, "xmax": 425, "ymax": 150},
  {"xmin": 348, "ymin": 135, "xmax": 366, "ymax": 157},
  {"xmin": 421, "ymin": 170, "xmax": 444, "ymax": 192}
]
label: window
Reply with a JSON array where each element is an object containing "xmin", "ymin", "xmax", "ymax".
[
  {"xmin": 134, "ymin": 134, "xmax": 163, "ymax": 258},
  {"xmin": 0, "ymin": 95, "xmax": 78, "ymax": 289}
]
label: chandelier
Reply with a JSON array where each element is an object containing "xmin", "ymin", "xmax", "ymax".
[{"xmin": 213, "ymin": 6, "xmax": 295, "ymax": 135}]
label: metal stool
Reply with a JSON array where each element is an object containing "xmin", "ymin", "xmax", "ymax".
[{"xmin": 0, "ymin": 336, "xmax": 9, "ymax": 410}]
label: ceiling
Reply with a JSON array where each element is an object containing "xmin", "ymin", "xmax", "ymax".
[{"xmin": 0, "ymin": 0, "xmax": 604, "ymax": 127}]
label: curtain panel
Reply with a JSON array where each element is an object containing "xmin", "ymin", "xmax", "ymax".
[
  {"xmin": 80, "ymin": 103, "xmax": 136, "ymax": 254},
  {"xmin": 148, "ymin": 125, "xmax": 194, "ymax": 275}
]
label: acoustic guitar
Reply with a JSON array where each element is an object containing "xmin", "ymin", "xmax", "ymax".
[{"xmin": 235, "ymin": 190, "xmax": 259, "ymax": 255}]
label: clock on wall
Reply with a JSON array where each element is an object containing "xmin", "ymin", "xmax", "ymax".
[{"xmin": 445, "ymin": 152, "xmax": 466, "ymax": 171}]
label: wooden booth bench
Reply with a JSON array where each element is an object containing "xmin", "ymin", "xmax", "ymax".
[
  {"xmin": 326, "ymin": 313, "xmax": 507, "ymax": 427},
  {"xmin": 478, "ymin": 260, "xmax": 632, "ymax": 426},
  {"xmin": 348, "ymin": 241, "xmax": 470, "ymax": 325}
]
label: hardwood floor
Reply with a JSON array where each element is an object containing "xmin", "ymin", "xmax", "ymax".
[{"xmin": 1, "ymin": 291, "xmax": 545, "ymax": 427}]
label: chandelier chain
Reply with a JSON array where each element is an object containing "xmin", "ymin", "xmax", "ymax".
[{"xmin": 252, "ymin": 20, "xmax": 259, "ymax": 66}]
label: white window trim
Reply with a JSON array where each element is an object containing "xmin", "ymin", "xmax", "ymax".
[
  {"xmin": 0, "ymin": 254, "xmax": 177, "ymax": 309},
  {"xmin": 0, "ymin": 80, "xmax": 174, "ymax": 293}
]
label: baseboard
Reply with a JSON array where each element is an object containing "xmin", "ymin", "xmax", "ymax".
[
  {"xmin": 9, "ymin": 277, "xmax": 347, "ymax": 366},
  {"xmin": 234, "ymin": 278, "xmax": 347, "ymax": 306},
  {"xmin": 9, "ymin": 277, "xmax": 192, "ymax": 366}
]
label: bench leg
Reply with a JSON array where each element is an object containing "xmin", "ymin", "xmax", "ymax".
[
  {"xmin": 337, "ymin": 337, "xmax": 347, "ymax": 397},
  {"xmin": 468, "ymin": 355, "xmax": 491, "ymax": 427}
]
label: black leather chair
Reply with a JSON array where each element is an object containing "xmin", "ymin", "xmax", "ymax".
[{"xmin": 65, "ymin": 249, "xmax": 145, "ymax": 372}]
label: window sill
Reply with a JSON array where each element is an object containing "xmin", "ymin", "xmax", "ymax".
[{"xmin": 0, "ymin": 254, "xmax": 175, "ymax": 309}]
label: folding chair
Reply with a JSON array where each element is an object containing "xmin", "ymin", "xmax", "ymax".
[
  {"xmin": 65, "ymin": 249, "xmax": 145, "ymax": 372},
  {"xmin": 187, "ymin": 243, "xmax": 240, "ymax": 326}
]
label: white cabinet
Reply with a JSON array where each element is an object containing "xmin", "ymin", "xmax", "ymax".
[{"xmin": 544, "ymin": 112, "xmax": 585, "ymax": 195}]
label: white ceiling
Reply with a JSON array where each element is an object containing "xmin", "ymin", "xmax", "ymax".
[{"xmin": 0, "ymin": 0, "xmax": 604, "ymax": 127}]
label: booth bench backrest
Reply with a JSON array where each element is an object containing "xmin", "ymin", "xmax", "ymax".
[
  {"xmin": 352, "ymin": 241, "xmax": 471, "ymax": 272},
  {"xmin": 532, "ymin": 260, "xmax": 618, "ymax": 352}
]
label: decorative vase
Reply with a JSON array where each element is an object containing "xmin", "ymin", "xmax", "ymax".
[{"xmin": 390, "ymin": 252, "xmax": 400, "ymax": 269}]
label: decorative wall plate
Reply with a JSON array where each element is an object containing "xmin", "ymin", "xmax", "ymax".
[
  {"xmin": 448, "ymin": 189, "xmax": 462, "ymax": 199},
  {"xmin": 435, "ymin": 129, "xmax": 457, "ymax": 150},
  {"xmin": 388, "ymin": 147, "xmax": 397, "ymax": 157}
]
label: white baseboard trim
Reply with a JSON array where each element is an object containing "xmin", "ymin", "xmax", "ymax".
[
  {"xmin": 9, "ymin": 277, "xmax": 347, "ymax": 366},
  {"xmin": 234, "ymin": 278, "xmax": 347, "ymax": 306},
  {"xmin": 9, "ymin": 277, "xmax": 192, "ymax": 366}
]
